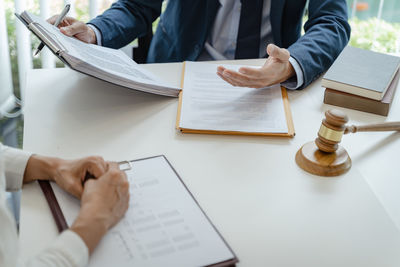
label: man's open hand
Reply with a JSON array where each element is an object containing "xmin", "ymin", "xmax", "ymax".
[{"xmin": 217, "ymin": 44, "xmax": 295, "ymax": 88}]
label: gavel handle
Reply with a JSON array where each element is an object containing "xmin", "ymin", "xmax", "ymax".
[{"xmin": 345, "ymin": 122, "xmax": 400, "ymax": 134}]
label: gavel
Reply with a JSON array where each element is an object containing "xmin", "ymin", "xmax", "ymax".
[{"xmin": 296, "ymin": 109, "xmax": 400, "ymax": 176}]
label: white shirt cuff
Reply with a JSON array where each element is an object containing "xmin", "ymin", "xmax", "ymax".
[
  {"xmin": 282, "ymin": 56, "xmax": 305, "ymax": 90},
  {"xmin": 1, "ymin": 145, "xmax": 32, "ymax": 191},
  {"xmin": 87, "ymin": 24, "xmax": 102, "ymax": 46},
  {"xmin": 26, "ymin": 230, "xmax": 89, "ymax": 267}
]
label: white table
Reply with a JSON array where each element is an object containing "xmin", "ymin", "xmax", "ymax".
[{"xmin": 20, "ymin": 60, "xmax": 400, "ymax": 267}]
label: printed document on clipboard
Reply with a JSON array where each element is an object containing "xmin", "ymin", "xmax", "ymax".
[
  {"xmin": 176, "ymin": 61, "xmax": 295, "ymax": 137},
  {"xmin": 39, "ymin": 156, "xmax": 238, "ymax": 267}
]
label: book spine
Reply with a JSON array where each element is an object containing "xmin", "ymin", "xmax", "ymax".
[{"xmin": 28, "ymin": 23, "xmax": 62, "ymax": 54}]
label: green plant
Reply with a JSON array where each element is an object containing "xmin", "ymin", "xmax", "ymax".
[{"xmin": 349, "ymin": 17, "xmax": 400, "ymax": 54}]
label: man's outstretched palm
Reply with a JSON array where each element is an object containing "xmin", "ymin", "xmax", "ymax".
[{"xmin": 217, "ymin": 44, "xmax": 295, "ymax": 88}]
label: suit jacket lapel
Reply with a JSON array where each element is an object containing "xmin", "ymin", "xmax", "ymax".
[{"xmin": 270, "ymin": 0, "xmax": 286, "ymax": 46}]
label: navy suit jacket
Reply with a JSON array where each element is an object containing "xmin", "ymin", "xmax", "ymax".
[{"xmin": 89, "ymin": 0, "xmax": 351, "ymax": 89}]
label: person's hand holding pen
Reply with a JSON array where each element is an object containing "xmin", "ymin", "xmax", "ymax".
[
  {"xmin": 34, "ymin": 4, "xmax": 70, "ymax": 56},
  {"xmin": 47, "ymin": 14, "xmax": 97, "ymax": 45}
]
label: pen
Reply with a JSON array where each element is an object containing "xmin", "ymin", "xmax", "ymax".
[{"xmin": 34, "ymin": 4, "xmax": 70, "ymax": 56}]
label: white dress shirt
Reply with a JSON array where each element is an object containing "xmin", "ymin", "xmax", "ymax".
[{"xmin": 0, "ymin": 144, "xmax": 89, "ymax": 267}]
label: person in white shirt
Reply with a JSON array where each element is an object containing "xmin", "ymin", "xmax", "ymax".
[{"xmin": 0, "ymin": 143, "xmax": 130, "ymax": 267}]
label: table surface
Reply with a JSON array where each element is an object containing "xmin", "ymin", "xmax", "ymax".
[{"xmin": 20, "ymin": 60, "xmax": 400, "ymax": 267}]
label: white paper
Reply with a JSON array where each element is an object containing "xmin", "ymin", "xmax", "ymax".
[
  {"xmin": 180, "ymin": 62, "xmax": 289, "ymax": 133},
  {"xmin": 51, "ymin": 156, "xmax": 235, "ymax": 267}
]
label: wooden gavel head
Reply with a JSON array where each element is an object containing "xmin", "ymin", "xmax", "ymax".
[
  {"xmin": 295, "ymin": 109, "xmax": 352, "ymax": 177},
  {"xmin": 315, "ymin": 109, "xmax": 349, "ymax": 153},
  {"xmin": 297, "ymin": 109, "xmax": 399, "ymax": 176}
]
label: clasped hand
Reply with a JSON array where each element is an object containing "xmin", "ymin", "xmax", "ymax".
[{"xmin": 24, "ymin": 155, "xmax": 130, "ymax": 253}]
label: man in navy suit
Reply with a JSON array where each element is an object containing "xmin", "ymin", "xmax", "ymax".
[{"xmin": 51, "ymin": 0, "xmax": 350, "ymax": 90}]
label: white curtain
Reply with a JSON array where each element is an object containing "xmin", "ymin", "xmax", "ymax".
[
  {"xmin": 0, "ymin": 0, "xmax": 17, "ymax": 118},
  {"xmin": 15, "ymin": 0, "xmax": 32, "ymax": 106}
]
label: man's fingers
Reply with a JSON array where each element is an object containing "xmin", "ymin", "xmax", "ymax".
[
  {"xmin": 267, "ymin": 44, "xmax": 290, "ymax": 61},
  {"xmin": 64, "ymin": 177, "xmax": 84, "ymax": 199},
  {"xmin": 101, "ymin": 163, "xmax": 127, "ymax": 185},
  {"xmin": 238, "ymin": 67, "xmax": 263, "ymax": 79},
  {"xmin": 217, "ymin": 66, "xmax": 226, "ymax": 74},
  {"xmin": 60, "ymin": 21, "xmax": 86, "ymax": 37},
  {"xmin": 217, "ymin": 72, "xmax": 240, "ymax": 87},
  {"xmin": 116, "ymin": 177, "xmax": 130, "ymax": 199},
  {"xmin": 217, "ymin": 66, "xmax": 243, "ymax": 86},
  {"xmin": 71, "ymin": 183, "xmax": 84, "ymax": 199},
  {"xmin": 108, "ymin": 162, "xmax": 119, "ymax": 170},
  {"xmin": 47, "ymin": 15, "xmax": 58, "ymax": 24},
  {"xmin": 218, "ymin": 66, "xmax": 274, "ymax": 88},
  {"xmin": 223, "ymin": 69, "xmax": 252, "ymax": 83},
  {"xmin": 220, "ymin": 69, "xmax": 269, "ymax": 88},
  {"xmin": 223, "ymin": 72, "xmax": 251, "ymax": 87},
  {"xmin": 60, "ymin": 26, "xmax": 72, "ymax": 36},
  {"xmin": 47, "ymin": 15, "xmax": 72, "ymax": 27},
  {"xmin": 84, "ymin": 156, "xmax": 107, "ymax": 179}
]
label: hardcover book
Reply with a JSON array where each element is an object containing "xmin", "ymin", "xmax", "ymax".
[
  {"xmin": 324, "ymin": 69, "xmax": 400, "ymax": 116},
  {"xmin": 322, "ymin": 46, "xmax": 400, "ymax": 101}
]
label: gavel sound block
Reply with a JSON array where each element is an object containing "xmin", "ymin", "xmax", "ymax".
[{"xmin": 296, "ymin": 109, "xmax": 400, "ymax": 176}]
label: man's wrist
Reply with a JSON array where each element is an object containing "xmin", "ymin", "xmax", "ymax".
[
  {"xmin": 23, "ymin": 155, "xmax": 61, "ymax": 183},
  {"xmin": 285, "ymin": 61, "xmax": 296, "ymax": 80},
  {"xmin": 87, "ymin": 24, "xmax": 101, "ymax": 45},
  {"xmin": 87, "ymin": 27, "xmax": 97, "ymax": 44},
  {"xmin": 71, "ymin": 209, "xmax": 108, "ymax": 254},
  {"xmin": 283, "ymin": 56, "xmax": 304, "ymax": 90}
]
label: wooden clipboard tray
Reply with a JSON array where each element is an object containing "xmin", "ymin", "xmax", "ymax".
[{"xmin": 176, "ymin": 62, "xmax": 295, "ymax": 137}]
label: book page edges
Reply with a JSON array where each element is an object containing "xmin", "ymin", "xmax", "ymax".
[
  {"xmin": 175, "ymin": 62, "xmax": 186, "ymax": 129},
  {"xmin": 281, "ymin": 87, "xmax": 295, "ymax": 137},
  {"xmin": 27, "ymin": 23, "xmax": 63, "ymax": 54},
  {"xmin": 321, "ymin": 79, "xmax": 384, "ymax": 100}
]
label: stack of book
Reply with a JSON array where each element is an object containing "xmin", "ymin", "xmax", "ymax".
[{"xmin": 322, "ymin": 46, "xmax": 400, "ymax": 116}]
